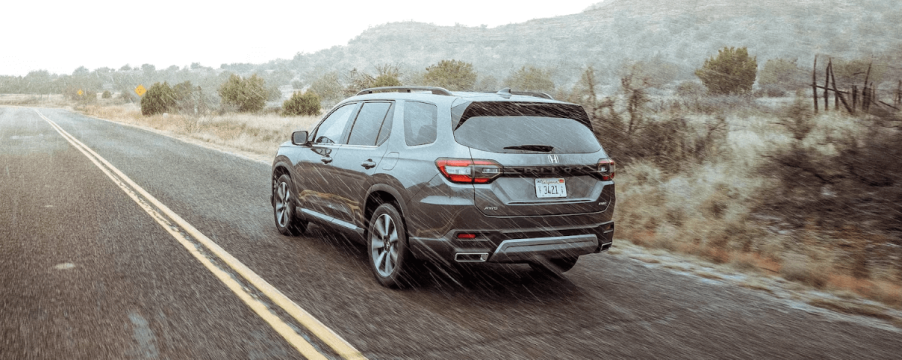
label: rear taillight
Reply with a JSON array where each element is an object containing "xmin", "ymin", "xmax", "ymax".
[
  {"xmin": 435, "ymin": 158, "xmax": 503, "ymax": 184},
  {"xmin": 597, "ymin": 159, "xmax": 615, "ymax": 181}
]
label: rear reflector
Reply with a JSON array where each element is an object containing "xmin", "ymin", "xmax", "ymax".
[{"xmin": 457, "ymin": 233, "xmax": 477, "ymax": 239}]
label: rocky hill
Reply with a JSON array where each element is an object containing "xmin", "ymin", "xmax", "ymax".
[{"xmin": 285, "ymin": 0, "xmax": 901, "ymax": 87}]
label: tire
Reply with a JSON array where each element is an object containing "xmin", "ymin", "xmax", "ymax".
[
  {"xmin": 273, "ymin": 174, "xmax": 307, "ymax": 236},
  {"xmin": 530, "ymin": 256, "xmax": 579, "ymax": 273},
  {"xmin": 367, "ymin": 203, "xmax": 414, "ymax": 288}
]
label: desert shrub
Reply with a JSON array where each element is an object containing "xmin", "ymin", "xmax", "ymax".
[
  {"xmin": 758, "ymin": 58, "xmax": 807, "ymax": 93},
  {"xmin": 309, "ymin": 71, "xmax": 344, "ymax": 107},
  {"xmin": 101, "ymin": 90, "xmax": 112, "ymax": 99},
  {"xmin": 758, "ymin": 99, "xmax": 902, "ymax": 235},
  {"xmin": 282, "ymin": 91, "xmax": 321, "ymax": 116},
  {"xmin": 695, "ymin": 47, "xmax": 757, "ymax": 95},
  {"xmin": 170, "ymin": 81, "xmax": 208, "ymax": 115},
  {"xmin": 141, "ymin": 82, "xmax": 176, "ymax": 116},
  {"xmin": 676, "ymin": 81, "xmax": 706, "ymax": 97},
  {"xmin": 504, "ymin": 65, "xmax": 554, "ymax": 93},
  {"xmin": 423, "ymin": 59, "xmax": 477, "ymax": 91},
  {"xmin": 218, "ymin": 74, "xmax": 266, "ymax": 113},
  {"xmin": 343, "ymin": 65, "xmax": 402, "ymax": 95},
  {"xmin": 370, "ymin": 74, "xmax": 402, "ymax": 87}
]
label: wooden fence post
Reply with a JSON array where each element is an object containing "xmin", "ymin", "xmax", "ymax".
[
  {"xmin": 812, "ymin": 56, "xmax": 818, "ymax": 113},
  {"xmin": 824, "ymin": 59, "xmax": 831, "ymax": 111},
  {"xmin": 830, "ymin": 64, "xmax": 852, "ymax": 114},
  {"xmin": 863, "ymin": 63, "xmax": 872, "ymax": 112},
  {"xmin": 896, "ymin": 80, "xmax": 901, "ymax": 107},
  {"xmin": 852, "ymin": 85, "xmax": 858, "ymax": 111}
]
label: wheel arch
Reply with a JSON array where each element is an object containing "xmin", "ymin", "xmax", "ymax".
[{"xmin": 363, "ymin": 184, "xmax": 409, "ymax": 238}]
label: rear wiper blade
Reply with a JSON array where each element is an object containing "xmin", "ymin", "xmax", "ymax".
[{"xmin": 502, "ymin": 145, "xmax": 555, "ymax": 152}]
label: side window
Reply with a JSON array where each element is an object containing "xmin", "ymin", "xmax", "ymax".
[
  {"xmin": 347, "ymin": 102, "xmax": 392, "ymax": 146},
  {"xmin": 375, "ymin": 104, "xmax": 394, "ymax": 146},
  {"xmin": 404, "ymin": 101, "xmax": 437, "ymax": 146},
  {"xmin": 313, "ymin": 104, "xmax": 356, "ymax": 145}
]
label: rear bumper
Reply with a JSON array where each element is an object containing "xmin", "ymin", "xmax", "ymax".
[{"xmin": 409, "ymin": 221, "xmax": 614, "ymax": 265}]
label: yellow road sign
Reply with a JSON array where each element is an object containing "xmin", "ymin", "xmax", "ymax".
[
  {"xmin": 77, "ymin": 89, "xmax": 83, "ymax": 96},
  {"xmin": 135, "ymin": 85, "xmax": 146, "ymax": 96}
]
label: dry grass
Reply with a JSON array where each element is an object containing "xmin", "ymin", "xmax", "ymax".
[
  {"xmin": 0, "ymin": 94, "xmax": 67, "ymax": 106},
  {"xmin": 81, "ymin": 104, "xmax": 319, "ymax": 160},
  {"xmin": 612, "ymin": 103, "xmax": 901, "ymax": 307}
]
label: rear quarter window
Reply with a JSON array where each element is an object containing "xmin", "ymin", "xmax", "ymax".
[{"xmin": 404, "ymin": 101, "xmax": 437, "ymax": 146}]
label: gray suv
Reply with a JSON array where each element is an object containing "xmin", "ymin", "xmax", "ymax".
[{"xmin": 271, "ymin": 86, "xmax": 615, "ymax": 287}]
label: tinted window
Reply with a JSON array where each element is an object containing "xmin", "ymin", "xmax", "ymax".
[
  {"xmin": 454, "ymin": 116, "xmax": 601, "ymax": 154},
  {"xmin": 404, "ymin": 101, "xmax": 437, "ymax": 146},
  {"xmin": 314, "ymin": 104, "xmax": 356, "ymax": 145},
  {"xmin": 347, "ymin": 102, "xmax": 392, "ymax": 146}
]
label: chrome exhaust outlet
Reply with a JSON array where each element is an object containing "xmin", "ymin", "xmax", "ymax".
[
  {"xmin": 455, "ymin": 253, "xmax": 489, "ymax": 262},
  {"xmin": 600, "ymin": 243, "xmax": 613, "ymax": 252}
]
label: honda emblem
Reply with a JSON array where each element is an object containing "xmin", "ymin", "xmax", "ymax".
[{"xmin": 548, "ymin": 154, "xmax": 559, "ymax": 163}]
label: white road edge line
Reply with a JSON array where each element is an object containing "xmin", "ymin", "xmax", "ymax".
[{"xmin": 36, "ymin": 109, "xmax": 364, "ymax": 360}]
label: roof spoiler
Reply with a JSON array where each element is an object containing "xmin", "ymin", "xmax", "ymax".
[{"xmin": 357, "ymin": 86, "xmax": 452, "ymax": 96}]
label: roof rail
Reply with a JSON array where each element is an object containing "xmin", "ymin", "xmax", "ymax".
[
  {"xmin": 495, "ymin": 88, "xmax": 554, "ymax": 100},
  {"xmin": 512, "ymin": 91, "xmax": 554, "ymax": 100},
  {"xmin": 357, "ymin": 86, "xmax": 452, "ymax": 96}
]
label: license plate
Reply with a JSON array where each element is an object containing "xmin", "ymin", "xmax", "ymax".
[{"xmin": 535, "ymin": 178, "xmax": 567, "ymax": 198}]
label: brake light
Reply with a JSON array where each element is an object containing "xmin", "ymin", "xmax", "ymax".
[
  {"xmin": 597, "ymin": 159, "xmax": 615, "ymax": 181},
  {"xmin": 435, "ymin": 158, "xmax": 503, "ymax": 184}
]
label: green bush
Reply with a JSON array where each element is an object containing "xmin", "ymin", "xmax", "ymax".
[
  {"xmin": 101, "ymin": 90, "xmax": 112, "ymax": 99},
  {"xmin": 370, "ymin": 74, "xmax": 402, "ymax": 87},
  {"xmin": 282, "ymin": 91, "xmax": 321, "ymax": 116},
  {"xmin": 695, "ymin": 47, "xmax": 757, "ymax": 95},
  {"xmin": 423, "ymin": 59, "xmax": 477, "ymax": 91},
  {"xmin": 504, "ymin": 66, "xmax": 555, "ymax": 93},
  {"xmin": 218, "ymin": 74, "xmax": 266, "ymax": 113},
  {"xmin": 141, "ymin": 82, "xmax": 176, "ymax": 116}
]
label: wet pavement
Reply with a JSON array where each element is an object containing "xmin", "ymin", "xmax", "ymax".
[{"xmin": 1, "ymin": 106, "xmax": 899, "ymax": 359}]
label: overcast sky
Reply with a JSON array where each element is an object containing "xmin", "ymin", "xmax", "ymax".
[{"xmin": 1, "ymin": 0, "xmax": 602, "ymax": 76}]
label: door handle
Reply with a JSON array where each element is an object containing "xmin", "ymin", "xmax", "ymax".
[
  {"xmin": 361, "ymin": 159, "xmax": 376, "ymax": 169},
  {"xmin": 321, "ymin": 156, "xmax": 333, "ymax": 164}
]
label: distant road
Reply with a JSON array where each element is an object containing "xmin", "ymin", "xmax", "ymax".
[{"xmin": 1, "ymin": 106, "xmax": 899, "ymax": 359}]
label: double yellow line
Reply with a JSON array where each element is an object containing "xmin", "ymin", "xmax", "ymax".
[{"xmin": 36, "ymin": 110, "xmax": 364, "ymax": 360}]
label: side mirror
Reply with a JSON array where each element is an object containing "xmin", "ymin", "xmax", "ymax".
[{"xmin": 291, "ymin": 131, "xmax": 309, "ymax": 145}]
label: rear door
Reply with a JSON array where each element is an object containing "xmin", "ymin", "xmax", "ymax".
[{"xmin": 453, "ymin": 102, "xmax": 613, "ymax": 217}]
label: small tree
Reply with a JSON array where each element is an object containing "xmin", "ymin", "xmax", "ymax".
[
  {"xmin": 101, "ymin": 90, "xmax": 112, "ymax": 99},
  {"xmin": 282, "ymin": 90, "xmax": 321, "ymax": 116},
  {"xmin": 504, "ymin": 66, "xmax": 555, "ymax": 93},
  {"xmin": 309, "ymin": 71, "xmax": 344, "ymax": 107},
  {"xmin": 371, "ymin": 74, "xmax": 402, "ymax": 87},
  {"xmin": 423, "ymin": 59, "xmax": 477, "ymax": 91},
  {"xmin": 695, "ymin": 47, "xmax": 757, "ymax": 95},
  {"xmin": 218, "ymin": 74, "xmax": 266, "ymax": 113},
  {"xmin": 141, "ymin": 82, "xmax": 176, "ymax": 116}
]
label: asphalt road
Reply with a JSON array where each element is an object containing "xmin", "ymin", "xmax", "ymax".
[{"xmin": 1, "ymin": 106, "xmax": 900, "ymax": 359}]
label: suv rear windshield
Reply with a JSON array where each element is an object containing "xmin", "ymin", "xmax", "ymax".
[{"xmin": 452, "ymin": 102, "xmax": 601, "ymax": 154}]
